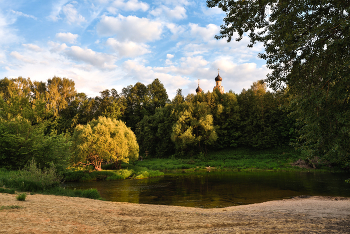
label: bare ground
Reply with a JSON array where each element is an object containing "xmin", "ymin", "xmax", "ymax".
[{"xmin": 1, "ymin": 193, "xmax": 350, "ymax": 233}]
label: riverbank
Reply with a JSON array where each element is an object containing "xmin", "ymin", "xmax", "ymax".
[{"xmin": 1, "ymin": 193, "xmax": 349, "ymax": 233}]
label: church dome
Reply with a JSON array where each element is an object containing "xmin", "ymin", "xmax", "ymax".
[
  {"xmin": 215, "ymin": 74, "xmax": 222, "ymax": 81},
  {"xmin": 196, "ymin": 86, "xmax": 202, "ymax": 93}
]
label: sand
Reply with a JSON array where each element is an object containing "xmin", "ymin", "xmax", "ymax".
[{"xmin": 1, "ymin": 193, "xmax": 350, "ymax": 233}]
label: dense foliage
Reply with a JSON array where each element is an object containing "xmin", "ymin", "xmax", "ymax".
[
  {"xmin": 207, "ymin": 0, "xmax": 350, "ymax": 168},
  {"xmin": 71, "ymin": 117, "xmax": 139, "ymax": 170},
  {"xmin": 0, "ymin": 72, "xmax": 346, "ymax": 170}
]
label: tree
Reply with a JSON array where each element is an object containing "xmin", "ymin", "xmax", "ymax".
[
  {"xmin": 171, "ymin": 102, "xmax": 217, "ymax": 156},
  {"xmin": 0, "ymin": 116, "xmax": 71, "ymax": 171},
  {"xmin": 136, "ymin": 105, "xmax": 176, "ymax": 158},
  {"xmin": 207, "ymin": 1, "xmax": 350, "ymax": 166},
  {"xmin": 147, "ymin": 78, "xmax": 169, "ymax": 114},
  {"xmin": 122, "ymin": 82, "xmax": 150, "ymax": 131},
  {"xmin": 71, "ymin": 117, "xmax": 139, "ymax": 171}
]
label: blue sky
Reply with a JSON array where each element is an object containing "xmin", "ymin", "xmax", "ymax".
[{"xmin": 0, "ymin": 0, "xmax": 269, "ymax": 98}]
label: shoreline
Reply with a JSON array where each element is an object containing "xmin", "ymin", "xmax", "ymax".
[{"xmin": 1, "ymin": 194, "xmax": 349, "ymax": 233}]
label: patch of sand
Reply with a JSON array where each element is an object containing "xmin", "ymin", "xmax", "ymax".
[{"xmin": 1, "ymin": 194, "xmax": 349, "ymax": 233}]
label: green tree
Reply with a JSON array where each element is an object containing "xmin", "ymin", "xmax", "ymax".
[
  {"xmin": 0, "ymin": 116, "xmax": 70, "ymax": 171},
  {"xmin": 147, "ymin": 78, "xmax": 169, "ymax": 114},
  {"xmin": 136, "ymin": 104, "xmax": 177, "ymax": 158},
  {"xmin": 46, "ymin": 77, "xmax": 77, "ymax": 117},
  {"xmin": 122, "ymin": 82, "xmax": 150, "ymax": 131},
  {"xmin": 208, "ymin": 1, "xmax": 350, "ymax": 166},
  {"xmin": 171, "ymin": 102, "xmax": 217, "ymax": 156},
  {"xmin": 71, "ymin": 117, "xmax": 139, "ymax": 170}
]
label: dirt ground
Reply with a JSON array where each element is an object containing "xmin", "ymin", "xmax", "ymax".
[{"xmin": 1, "ymin": 193, "xmax": 350, "ymax": 233}]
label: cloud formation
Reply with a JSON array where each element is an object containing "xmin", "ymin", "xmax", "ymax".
[
  {"xmin": 107, "ymin": 0, "xmax": 149, "ymax": 13},
  {"xmin": 64, "ymin": 46, "xmax": 117, "ymax": 69},
  {"xmin": 56, "ymin": 32, "xmax": 78, "ymax": 44},
  {"xmin": 0, "ymin": 0, "xmax": 269, "ymax": 99},
  {"xmin": 97, "ymin": 15, "xmax": 163, "ymax": 43},
  {"xmin": 106, "ymin": 38, "xmax": 150, "ymax": 57},
  {"xmin": 150, "ymin": 5, "xmax": 187, "ymax": 20},
  {"xmin": 62, "ymin": 3, "xmax": 86, "ymax": 24},
  {"xmin": 22, "ymin": 44, "xmax": 42, "ymax": 52}
]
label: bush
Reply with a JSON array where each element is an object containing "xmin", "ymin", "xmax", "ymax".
[
  {"xmin": 2, "ymin": 159, "xmax": 62, "ymax": 192},
  {"xmin": 0, "ymin": 187, "xmax": 15, "ymax": 194},
  {"xmin": 16, "ymin": 193, "xmax": 27, "ymax": 201},
  {"xmin": 133, "ymin": 170, "xmax": 164, "ymax": 179}
]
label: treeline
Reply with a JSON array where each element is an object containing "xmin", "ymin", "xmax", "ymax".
[
  {"xmin": 0, "ymin": 76, "xmax": 298, "ymax": 171},
  {"xmin": 137, "ymin": 80, "xmax": 295, "ymax": 158}
]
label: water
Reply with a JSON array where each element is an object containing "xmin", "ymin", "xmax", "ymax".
[{"xmin": 64, "ymin": 171, "xmax": 350, "ymax": 208}]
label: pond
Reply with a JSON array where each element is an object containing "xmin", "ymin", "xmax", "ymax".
[{"xmin": 64, "ymin": 171, "xmax": 350, "ymax": 208}]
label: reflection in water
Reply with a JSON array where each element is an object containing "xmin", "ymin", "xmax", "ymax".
[{"xmin": 64, "ymin": 171, "xmax": 350, "ymax": 208}]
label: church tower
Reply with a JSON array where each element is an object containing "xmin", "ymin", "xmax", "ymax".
[
  {"xmin": 195, "ymin": 79, "xmax": 202, "ymax": 94},
  {"xmin": 213, "ymin": 70, "xmax": 224, "ymax": 94}
]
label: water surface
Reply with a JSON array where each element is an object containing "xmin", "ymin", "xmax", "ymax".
[{"xmin": 65, "ymin": 171, "xmax": 350, "ymax": 208}]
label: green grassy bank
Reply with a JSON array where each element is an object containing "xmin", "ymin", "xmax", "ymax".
[
  {"xmin": 63, "ymin": 165, "xmax": 164, "ymax": 182},
  {"xmin": 0, "ymin": 162, "xmax": 101, "ymax": 200},
  {"xmin": 134, "ymin": 147, "xmax": 340, "ymax": 173}
]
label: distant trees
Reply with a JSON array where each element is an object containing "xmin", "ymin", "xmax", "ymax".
[
  {"xmin": 71, "ymin": 117, "xmax": 139, "ymax": 171},
  {"xmin": 237, "ymin": 81, "xmax": 295, "ymax": 148},
  {"xmin": 0, "ymin": 75, "xmax": 305, "ymax": 170}
]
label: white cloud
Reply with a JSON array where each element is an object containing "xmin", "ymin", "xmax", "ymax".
[
  {"xmin": 10, "ymin": 51, "xmax": 36, "ymax": 64},
  {"xmin": 165, "ymin": 54, "xmax": 174, "ymax": 65},
  {"xmin": 0, "ymin": 12, "xmax": 20, "ymax": 45},
  {"xmin": 3, "ymin": 43, "xmax": 123, "ymax": 97},
  {"xmin": 122, "ymin": 59, "xmax": 190, "ymax": 98},
  {"xmin": 62, "ymin": 3, "xmax": 86, "ymax": 24},
  {"xmin": 106, "ymin": 38, "xmax": 150, "ymax": 57},
  {"xmin": 48, "ymin": 41, "xmax": 68, "ymax": 52},
  {"xmin": 97, "ymin": 15, "xmax": 163, "ymax": 43},
  {"xmin": 155, "ymin": 0, "xmax": 190, "ymax": 6},
  {"xmin": 64, "ymin": 46, "xmax": 117, "ymax": 69},
  {"xmin": 166, "ymin": 23, "xmax": 184, "ymax": 34},
  {"xmin": 10, "ymin": 10, "xmax": 37, "ymax": 20},
  {"xmin": 189, "ymin": 23, "xmax": 220, "ymax": 41},
  {"xmin": 150, "ymin": 5, "xmax": 187, "ymax": 20},
  {"xmin": 56, "ymin": 32, "xmax": 78, "ymax": 44},
  {"xmin": 107, "ymin": 0, "xmax": 149, "ymax": 14},
  {"xmin": 48, "ymin": 0, "xmax": 70, "ymax": 21},
  {"xmin": 22, "ymin": 44, "xmax": 42, "ymax": 52}
]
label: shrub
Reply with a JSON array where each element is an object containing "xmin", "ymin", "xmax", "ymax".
[
  {"xmin": 16, "ymin": 193, "xmax": 27, "ymax": 201},
  {"xmin": 2, "ymin": 159, "xmax": 62, "ymax": 192},
  {"xmin": 0, "ymin": 187, "xmax": 15, "ymax": 194}
]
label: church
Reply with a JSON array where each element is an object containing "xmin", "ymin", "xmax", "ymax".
[{"xmin": 196, "ymin": 71, "xmax": 225, "ymax": 94}]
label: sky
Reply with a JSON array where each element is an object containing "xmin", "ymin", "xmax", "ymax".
[{"xmin": 0, "ymin": 0, "xmax": 269, "ymax": 99}]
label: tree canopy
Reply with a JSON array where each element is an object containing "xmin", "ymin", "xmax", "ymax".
[
  {"xmin": 71, "ymin": 117, "xmax": 139, "ymax": 170},
  {"xmin": 207, "ymin": 0, "xmax": 350, "ymax": 167}
]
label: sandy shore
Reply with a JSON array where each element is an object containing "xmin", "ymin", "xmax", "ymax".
[{"xmin": 1, "ymin": 193, "xmax": 350, "ymax": 233}]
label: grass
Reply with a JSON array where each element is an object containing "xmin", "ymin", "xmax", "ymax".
[
  {"xmin": 0, "ymin": 160, "xmax": 103, "ymax": 200},
  {"xmin": 134, "ymin": 147, "xmax": 330, "ymax": 173},
  {"xmin": 64, "ymin": 165, "xmax": 164, "ymax": 182},
  {"xmin": 0, "ymin": 187, "xmax": 15, "ymax": 194},
  {"xmin": 0, "ymin": 205, "xmax": 22, "ymax": 210}
]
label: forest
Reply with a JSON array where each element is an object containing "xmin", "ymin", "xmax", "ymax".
[{"xmin": 0, "ymin": 75, "xmax": 348, "ymax": 174}]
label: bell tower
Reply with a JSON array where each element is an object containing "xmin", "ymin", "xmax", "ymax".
[{"xmin": 213, "ymin": 69, "xmax": 224, "ymax": 93}]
